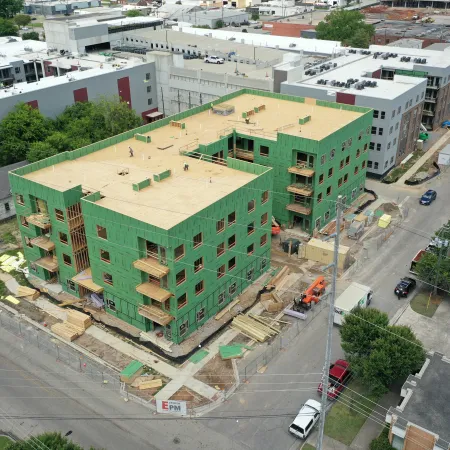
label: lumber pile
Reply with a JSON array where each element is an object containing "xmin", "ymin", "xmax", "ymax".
[
  {"xmin": 231, "ymin": 314, "xmax": 280, "ymax": 342},
  {"xmin": 15, "ymin": 285, "xmax": 40, "ymax": 301},
  {"xmin": 266, "ymin": 266, "xmax": 290, "ymax": 290},
  {"xmin": 51, "ymin": 322, "xmax": 82, "ymax": 342},
  {"xmin": 137, "ymin": 379, "xmax": 162, "ymax": 390},
  {"xmin": 260, "ymin": 292, "xmax": 284, "ymax": 312},
  {"xmin": 67, "ymin": 310, "xmax": 91, "ymax": 330},
  {"xmin": 215, "ymin": 297, "xmax": 240, "ymax": 320}
]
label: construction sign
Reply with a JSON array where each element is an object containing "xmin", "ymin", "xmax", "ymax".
[{"xmin": 156, "ymin": 399, "xmax": 187, "ymax": 416}]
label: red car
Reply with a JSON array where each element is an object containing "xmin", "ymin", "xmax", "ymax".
[{"xmin": 317, "ymin": 359, "xmax": 351, "ymax": 400}]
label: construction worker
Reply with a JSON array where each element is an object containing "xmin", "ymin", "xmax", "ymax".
[
  {"xmin": 183, "ymin": 162, "xmax": 189, "ymax": 171},
  {"xmin": 129, "ymin": 146, "xmax": 134, "ymax": 157}
]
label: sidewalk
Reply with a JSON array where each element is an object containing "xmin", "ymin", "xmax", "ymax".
[{"xmin": 396, "ymin": 131, "xmax": 450, "ymax": 185}]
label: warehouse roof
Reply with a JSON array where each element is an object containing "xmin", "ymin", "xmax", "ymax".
[
  {"xmin": 0, "ymin": 161, "xmax": 28, "ymax": 200},
  {"xmin": 21, "ymin": 93, "xmax": 367, "ymax": 228}
]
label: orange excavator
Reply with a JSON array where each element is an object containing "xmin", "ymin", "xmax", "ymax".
[{"xmin": 293, "ymin": 276, "xmax": 327, "ymax": 311}]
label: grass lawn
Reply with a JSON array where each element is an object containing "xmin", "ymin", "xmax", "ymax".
[
  {"xmin": 384, "ymin": 150, "xmax": 424, "ymax": 182},
  {"xmin": 0, "ymin": 219, "xmax": 19, "ymax": 244},
  {"xmin": 302, "ymin": 444, "xmax": 316, "ymax": 450},
  {"xmin": 31, "ymin": 22, "xmax": 43, "ymax": 28},
  {"xmin": 324, "ymin": 379, "xmax": 380, "ymax": 446},
  {"xmin": 0, "ymin": 435, "xmax": 13, "ymax": 449},
  {"xmin": 410, "ymin": 291, "xmax": 441, "ymax": 318}
]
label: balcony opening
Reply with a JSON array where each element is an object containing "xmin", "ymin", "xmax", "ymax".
[
  {"xmin": 174, "ymin": 244, "xmax": 184, "ymax": 261},
  {"xmin": 228, "ymin": 234, "xmax": 236, "ymax": 249},
  {"xmin": 100, "ymin": 249, "xmax": 110, "ymax": 263},
  {"xmin": 228, "ymin": 211, "xmax": 236, "ymax": 226},
  {"xmin": 146, "ymin": 240, "xmax": 158, "ymax": 259},
  {"xmin": 176, "ymin": 269, "xmax": 186, "ymax": 285},
  {"xmin": 177, "ymin": 293, "xmax": 187, "ymax": 309},
  {"xmin": 97, "ymin": 225, "xmax": 107, "ymax": 240},
  {"xmin": 217, "ymin": 264, "xmax": 225, "ymax": 279},
  {"xmin": 148, "ymin": 274, "xmax": 160, "ymax": 286}
]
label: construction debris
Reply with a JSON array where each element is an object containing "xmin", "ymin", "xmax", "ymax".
[
  {"xmin": 137, "ymin": 379, "xmax": 162, "ymax": 390},
  {"xmin": 266, "ymin": 266, "xmax": 290, "ymax": 290},
  {"xmin": 67, "ymin": 310, "xmax": 91, "ymax": 330},
  {"xmin": 284, "ymin": 309, "xmax": 307, "ymax": 320},
  {"xmin": 260, "ymin": 291, "xmax": 284, "ymax": 312},
  {"xmin": 16, "ymin": 285, "xmax": 40, "ymax": 301},
  {"xmin": 131, "ymin": 375, "xmax": 154, "ymax": 388},
  {"xmin": 215, "ymin": 298, "xmax": 240, "ymax": 320},
  {"xmin": 219, "ymin": 344, "xmax": 254, "ymax": 360},
  {"xmin": 59, "ymin": 298, "xmax": 84, "ymax": 308},
  {"xmin": 51, "ymin": 322, "xmax": 81, "ymax": 341},
  {"xmin": 231, "ymin": 314, "xmax": 280, "ymax": 342}
]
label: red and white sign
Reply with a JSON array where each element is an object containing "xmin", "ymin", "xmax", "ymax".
[{"xmin": 156, "ymin": 399, "xmax": 187, "ymax": 416}]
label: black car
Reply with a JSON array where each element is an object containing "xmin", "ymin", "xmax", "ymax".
[
  {"xmin": 394, "ymin": 277, "xmax": 416, "ymax": 298},
  {"xmin": 183, "ymin": 53, "xmax": 197, "ymax": 60}
]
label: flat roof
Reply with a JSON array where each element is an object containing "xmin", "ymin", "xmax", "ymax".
[
  {"xmin": 22, "ymin": 93, "xmax": 365, "ymax": 228},
  {"xmin": 335, "ymin": 282, "xmax": 371, "ymax": 311}
]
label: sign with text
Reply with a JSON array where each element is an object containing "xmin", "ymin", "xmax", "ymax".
[{"xmin": 156, "ymin": 399, "xmax": 187, "ymax": 416}]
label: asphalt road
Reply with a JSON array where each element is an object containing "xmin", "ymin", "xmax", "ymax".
[
  {"xmin": 205, "ymin": 172, "xmax": 450, "ymax": 450},
  {"xmin": 0, "ymin": 324, "xmax": 244, "ymax": 450}
]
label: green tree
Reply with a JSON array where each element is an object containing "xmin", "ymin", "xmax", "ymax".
[
  {"xmin": 348, "ymin": 28, "xmax": 372, "ymax": 48},
  {"xmin": 125, "ymin": 9, "xmax": 142, "ymax": 17},
  {"xmin": 370, "ymin": 429, "xmax": 395, "ymax": 450},
  {"xmin": 0, "ymin": 103, "xmax": 53, "ymax": 165},
  {"xmin": 341, "ymin": 308, "xmax": 425, "ymax": 396},
  {"xmin": 22, "ymin": 30, "xmax": 39, "ymax": 40},
  {"xmin": 416, "ymin": 220, "xmax": 450, "ymax": 292},
  {"xmin": 6, "ymin": 431, "xmax": 102, "ymax": 450},
  {"xmin": 315, "ymin": 10, "xmax": 374, "ymax": 48},
  {"xmin": 0, "ymin": 0, "xmax": 24, "ymax": 19},
  {"xmin": 27, "ymin": 141, "xmax": 58, "ymax": 163},
  {"xmin": 0, "ymin": 18, "xmax": 19, "ymax": 36},
  {"xmin": 251, "ymin": 13, "xmax": 260, "ymax": 20},
  {"xmin": 13, "ymin": 13, "xmax": 30, "ymax": 26}
]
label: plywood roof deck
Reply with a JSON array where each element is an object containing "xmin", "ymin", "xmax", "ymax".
[{"xmin": 22, "ymin": 94, "xmax": 364, "ymax": 229}]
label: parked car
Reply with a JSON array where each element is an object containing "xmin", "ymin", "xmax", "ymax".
[
  {"xmin": 288, "ymin": 399, "xmax": 321, "ymax": 439},
  {"xmin": 183, "ymin": 53, "xmax": 197, "ymax": 60},
  {"xmin": 442, "ymin": 120, "xmax": 450, "ymax": 128},
  {"xmin": 420, "ymin": 189, "xmax": 437, "ymax": 205},
  {"xmin": 317, "ymin": 359, "xmax": 351, "ymax": 399},
  {"xmin": 394, "ymin": 277, "xmax": 417, "ymax": 298},
  {"xmin": 204, "ymin": 55, "xmax": 224, "ymax": 64}
]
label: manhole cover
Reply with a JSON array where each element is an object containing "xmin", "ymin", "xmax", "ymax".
[{"xmin": 173, "ymin": 437, "xmax": 180, "ymax": 444}]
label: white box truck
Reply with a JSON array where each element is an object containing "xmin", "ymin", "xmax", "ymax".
[{"xmin": 333, "ymin": 282, "xmax": 373, "ymax": 326}]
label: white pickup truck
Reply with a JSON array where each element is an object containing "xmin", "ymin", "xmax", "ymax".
[{"xmin": 204, "ymin": 55, "xmax": 225, "ymax": 64}]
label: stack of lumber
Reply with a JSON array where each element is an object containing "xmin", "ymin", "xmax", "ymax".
[
  {"xmin": 266, "ymin": 266, "xmax": 290, "ymax": 290},
  {"xmin": 15, "ymin": 285, "xmax": 40, "ymax": 301},
  {"xmin": 260, "ymin": 291, "xmax": 284, "ymax": 312},
  {"xmin": 231, "ymin": 314, "xmax": 280, "ymax": 342},
  {"xmin": 134, "ymin": 377, "xmax": 162, "ymax": 390},
  {"xmin": 215, "ymin": 298, "xmax": 240, "ymax": 320},
  {"xmin": 67, "ymin": 310, "xmax": 91, "ymax": 330},
  {"xmin": 51, "ymin": 322, "xmax": 82, "ymax": 342}
]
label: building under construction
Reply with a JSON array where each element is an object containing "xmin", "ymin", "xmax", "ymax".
[{"xmin": 9, "ymin": 89, "xmax": 372, "ymax": 344}]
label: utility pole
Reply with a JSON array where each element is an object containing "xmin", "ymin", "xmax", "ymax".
[
  {"xmin": 178, "ymin": 89, "xmax": 181, "ymax": 113},
  {"xmin": 188, "ymin": 91, "xmax": 191, "ymax": 109},
  {"xmin": 317, "ymin": 194, "xmax": 342, "ymax": 450},
  {"xmin": 160, "ymin": 86, "xmax": 165, "ymax": 117}
]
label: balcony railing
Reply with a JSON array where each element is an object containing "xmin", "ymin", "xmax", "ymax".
[
  {"xmin": 138, "ymin": 304, "xmax": 173, "ymax": 326},
  {"xmin": 27, "ymin": 213, "xmax": 51, "ymax": 230},
  {"xmin": 34, "ymin": 256, "xmax": 58, "ymax": 272},
  {"xmin": 133, "ymin": 258, "xmax": 169, "ymax": 278},
  {"xmin": 288, "ymin": 164, "xmax": 315, "ymax": 177},
  {"xmin": 422, "ymin": 110, "xmax": 435, "ymax": 116},
  {"xmin": 30, "ymin": 236, "xmax": 55, "ymax": 251},
  {"xmin": 286, "ymin": 203, "xmax": 312, "ymax": 216},
  {"xmin": 233, "ymin": 148, "xmax": 254, "ymax": 161},
  {"xmin": 287, "ymin": 183, "xmax": 314, "ymax": 196},
  {"xmin": 136, "ymin": 283, "xmax": 172, "ymax": 302}
]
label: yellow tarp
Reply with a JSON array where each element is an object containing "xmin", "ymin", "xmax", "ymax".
[
  {"xmin": 0, "ymin": 254, "xmax": 11, "ymax": 263},
  {"xmin": 378, "ymin": 214, "xmax": 392, "ymax": 229}
]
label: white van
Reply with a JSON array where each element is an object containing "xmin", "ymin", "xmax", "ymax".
[
  {"xmin": 289, "ymin": 399, "xmax": 321, "ymax": 439},
  {"xmin": 333, "ymin": 282, "xmax": 373, "ymax": 326}
]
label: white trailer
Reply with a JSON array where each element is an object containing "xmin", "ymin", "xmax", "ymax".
[{"xmin": 333, "ymin": 282, "xmax": 373, "ymax": 326}]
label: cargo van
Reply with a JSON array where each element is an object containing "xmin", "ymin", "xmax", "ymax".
[{"xmin": 333, "ymin": 282, "xmax": 373, "ymax": 326}]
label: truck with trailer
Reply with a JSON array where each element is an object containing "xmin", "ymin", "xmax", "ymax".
[{"xmin": 333, "ymin": 282, "xmax": 373, "ymax": 326}]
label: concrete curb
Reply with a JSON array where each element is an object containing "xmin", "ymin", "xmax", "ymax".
[{"xmin": 389, "ymin": 301, "xmax": 410, "ymax": 325}]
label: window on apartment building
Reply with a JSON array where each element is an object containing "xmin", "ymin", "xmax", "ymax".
[
  {"xmin": 366, "ymin": 126, "xmax": 371, "ymax": 135},
  {"xmin": 100, "ymin": 249, "xmax": 110, "ymax": 263},
  {"xmin": 395, "ymin": 122, "xmax": 399, "ymax": 130},
  {"xmin": 261, "ymin": 212, "xmax": 268, "ymax": 226},
  {"xmin": 176, "ymin": 293, "xmax": 188, "ymax": 311},
  {"xmin": 218, "ymin": 291, "xmax": 226, "ymax": 305},
  {"xmin": 260, "ymin": 145, "xmax": 269, "ymax": 157},
  {"xmin": 398, "ymin": 106, "xmax": 401, "ymax": 114},
  {"xmin": 20, "ymin": 216, "xmax": 28, "ymax": 228},
  {"xmin": 176, "ymin": 269, "xmax": 186, "ymax": 286},
  {"xmin": 228, "ymin": 211, "xmax": 236, "ymax": 226},
  {"xmin": 247, "ymin": 244, "xmax": 254, "ymax": 255},
  {"xmin": 393, "ymin": 138, "xmax": 397, "ymax": 145},
  {"xmin": 330, "ymin": 148, "xmax": 336, "ymax": 159},
  {"xmin": 389, "ymin": 126, "xmax": 393, "ymax": 135},
  {"xmin": 261, "ymin": 190, "xmax": 269, "ymax": 204},
  {"xmin": 324, "ymin": 211, "xmax": 330, "ymax": 221},
  {"xmin": 416, "ymin": 94, "xmax": 419, "ymax": 103},
  {"xmin": 97, "ymin": 225, "xmax": 107, "ymax": 240},
  {"xmin": 260, "ymin": 234, "xmax": 267, "ymax": 247},
  {"xmin": 194, "ymin": 257, "xmax": 204, "ymax": 273},
  {"xmin": 62, "ymin": 254, "xmax": 72, "ymax": 266},
  {"xmin": 380, "ymin": 111, "xmax": 386, "ymax": 119},
  {"xmin": 326, "ymin": 186, "xmax": 332, "ymax": 196},
  {"xmin": 374, "ymin": 162, "xmax": 379, "ymax": 169},
  {"xmin": 421, "ymin": 92, "xmax": 424, "ymax": 99},
  {"xmin": 344, "ymin": 174, "xmax": 348, "ymax": 183},
  {"xmin": 373, "ymin": 110, "xmax": 379, "ymax": 119},
  {"xmin": 368, "ymin": 161, "xmax": 373, "ymax": 168},
  {"xmin": 217, "ymin": 242, "xmax": 225, "ymax": 257},
  {"xmin": 378, "ymin": 128, "xmax": 383, "ymax": 136},
  {"xmin": 195, "ymin": 280, "xmax": 204, "ymax": 296},
  {"xmin": 392, "ymin": 110, "xmax": 395, "ymax": 118},
  {"xmin": 387, "ymin": 142, "xmax": 391, "ymax": 150},
  {"xmin": 261, "ymin": 257, "xmax": 267, "ymax": 271},
  {"xmin": 390, "ymin": 156, "xmax": 394, "ymax": 164},
  {"xmin": 369, "ymin": 142, "xmax": 375, "ymax": 150},
  {"xmin": 146, "ymin": 73, "xmax": 151, "ymax": 80},
  {"xmin": 340, "ymin": 159, "xmax": 344, "ymax": 170},
  {"xmin": 147, "ymin": 85, "xmax": 152, "ymax": 93},
  {"xmin": 351, "ymin": 188, "xmax": 357, "ymax": 199},
  {"xmin": 196, "ymin": 307, "xmax": 205, "ymax": 322},
  {"xmin": 315, "ymin": 218, "xmax": 321, "ymax": 230},
  {"xmin": 148, "ymin": 98, "xmax": 153, "ymax": 106},
  {"xmin": 175, "ymin": 244, "xmax": 184, "ymax": 260},
  {"xmin": 229, "ymin": 282, "xmax": 237, "ymax": 296},
  {"xmin": 16, "ymin": 194, "xmax": 24, "ymax": 205},
  {"xmin": 179, "ymin": 320, "xmax": 189, "ymax": 337},
  {"xmin": 247, "ymin": 222, "xmax": 255, "ymax": 235},
  {"xmin": 354, "ymin": 166, "xmax": 359, "ymax": 175},
  {"xmin": 318, "ymin": 193, "xmax": 322, "ymax": 203},
  {"xmin": 362, "ymin": 160, "xmax": 366, "ymax": 169},
  {"xmin": 363, "ymin": 143, "xmax": 368, "ymax": 152},
  {"xmin": 217, "ymin": 264, "xmax": 225, "ymax": 279},
  {"xmin": 319, "ymin": 174, "xmax": 324, "ymax": 184},
  {"xmin": 247, "ymin": 268, "xmax": 254, "ymax": 281},
  {"xmin": 216, "ymin": 218, "xmax": 225, "ymax": 233},
  {"xmin": 228, "ymin": 234, "xmax": 236, "ymax": 249},
  {"xmin": 320, "ymin": 155, "xmax": 326, "ymax": 165},
  {"xmin": 328, "ymin": 167, "xmax": 333, "ymax": 178},
  {"xmin": 371, "ymin": 126, "xmax": 377, "ymax": 135},
  {"xmin": 248, "ymin": 199, "xmax": 255, "ymax": 213},
  {"xmin": 345, "ymin": 156, "xmax": 350, "ymax": 165},
  {"xmin": 356, "ymin": 149, "xmax": 361, "ymax": 158},
  {"xmin": 228, "ymin": 257, "xmax": 236, "ymax": 271},
  {"xmin": 193, "ymin": 232, "xmax": 203, "ymax": 249},
  {"xmin": 56, "ymin": 232, "xmax": 68, "ymax": 245},
  {"xmin": 55, "ymin": 209, "xmax": 64, "ymax": 222},
  {"xmin": 67, "ymin": 279, "xmax": 76, "ymax": 291},
  {"xmin": 338, "ymin": 177, "xmax": 343, "ymax": 187},
  {"xmin": 106, "ymin": 298, "xmax": 116, "ymax": 311},
  {"xmin": 103, "ymin": 273, "xmax": 113, "ymax": 286}
]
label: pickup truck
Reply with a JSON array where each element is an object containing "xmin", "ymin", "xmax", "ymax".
[{"xmin": 204, "ymin": 55, "xmax": 224, "ymax": 64}]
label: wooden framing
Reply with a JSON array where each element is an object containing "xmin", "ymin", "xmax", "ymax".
[
  {"xmin": 66, "ymin": 203, "xmax": 84, "ymax": 230},
  {"xmin": 74, "ymin": 247, "xmax": 90, "ymax": 273}
]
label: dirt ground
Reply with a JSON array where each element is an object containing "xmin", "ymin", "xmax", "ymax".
[
  {"xmin": 194, "ymin": 355, "xmax": 235, "ymax": 391},
  {"xmin": 362, "ymin": 5, "xmax": 430, "ymax": 20},
  {"xmin": 170, "ymin": 386, "xmax": 210, "ymax": 408}
]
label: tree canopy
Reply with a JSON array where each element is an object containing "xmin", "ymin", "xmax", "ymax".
[
  {"xmin": 125, "ymin": 10, "xmax": 142, "ymax": 16},
  {"xmin": 6, "ymin": 432, "xmax": 102, "ymax": 450},
  {"xmin": 0, "ymin": 0, "xmax": 24, "ymax": 19},
  {"xmin": 315, "ymin": 10, "xmax": 375, "ymax": 48},
  {"xmin": 13, "ymin": 13, "xmax": 30, "ymax": 26},
  {"xmin": 22, "ymin": 30, "xmax": 39, "ymax": 40},
  {"xmin": 0, "ymin": 18, "xmax": 19, "ymax": 36},
  {"xmin": 340, "ymin": 307, "xmax": 425, "ymax": 396},
  {"xmin": 415, "ymin": 220, "xmax": 450, "ymax": 292},
  {"xmin": 0, "ymin": 97, "xmax": 143, "ymax": 166}
]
